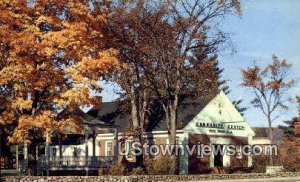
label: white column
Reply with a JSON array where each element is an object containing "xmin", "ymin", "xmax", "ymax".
[
  {"xmin": 210, "ymin": 151, "xmax": 214, "ymax": 167},
  {"xmin": 45, "ymin": 132, "xmax": 50, "ymax": 176},
  {"xmin": 179, "ymin": 132, "xmax": 189, "ymax": 174},
  {"xmin": 85, "ymin": 128, "xmax": 89, "ymax": 176},
  {"xmin": 248, "ymin": 134, "xmax": 254, "ymax": 167},
  {"xmin": 16, "ymin": 145, "xmax": 19, "ymax": 170},
  {"xmin": 59, "ymin": 134, "xmax": 62, "ymax": 160},
  {"xmin": 92, "ymin": 129, "xmax": 96, "ymax": 158},
  {"xmin": 85, "ymin": 129, "xmax": 89, "ymax": 164},
  {"xmin": 114, "ymin": 128, "xmax": 119, "ymax": 161},
  {"xmin": 24, "ymin": 143, "xmax": 28, "ymax": 160}
]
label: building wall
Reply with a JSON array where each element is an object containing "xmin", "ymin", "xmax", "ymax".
[
  {"xmin": 188, "ymin": 134, "xmax": 248, "ymax": 174},
  {"xmin": 251, "ymin": 138, "xmax": 271, "ymax": 145},
  {"xmin": 97, "ymin": 133, "xmax": 175, "ymax": 162},
  {"xmin": 182, "ymin": 91, "xmax": 255, "ymax": 174},
  {"xmin": 49, "ymin": 136, "xmax": 101, "ymax": 157}
]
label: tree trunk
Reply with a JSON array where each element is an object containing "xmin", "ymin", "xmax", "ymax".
[
  {"xmin": 130, "ymin": 85, "xmax": 140, "ymax": 132},
  {"xmin": 130, "ymin": 84, "xmax": 144, "ymax": 167},
  {"xmin": 169, "ymin": 106, "xmax": 177, "ymax": 145},
  {"xmin": 268, "ymin": 115, "xmax": 273, "ymax": 165},
  {"xmin": 165, "ymin": 94, "xmax": 178, "ymax": 146},
  {"xmin": 165, "ymin": 98, "xmax": 179, "ymax": 173}
]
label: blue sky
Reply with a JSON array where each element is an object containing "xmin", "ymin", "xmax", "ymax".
[
  {"xmin": 219, "ymin": 0, "xmax": 300, "ymax": 127},
  {"xmin": 101, "ymin": 0, "xmax": 300, "ymax": 127}
]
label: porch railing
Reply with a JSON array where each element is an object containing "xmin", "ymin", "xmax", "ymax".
[{"xmin": 37, "ymin": 156, "xmax": 115, "ymax": 170}]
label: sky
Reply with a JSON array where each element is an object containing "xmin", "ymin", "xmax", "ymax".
[
  {"xmin": 101, "ymin": 0, "xmax": 300, "ymax": 127},
  {"xmin": 218, "ymin": 0, "xmax": 300, "ymax": 127}
]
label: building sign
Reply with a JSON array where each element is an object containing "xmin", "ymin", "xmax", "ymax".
[{"xmin": 196, "ymin": 122, "xmax": 245, "ymax": 134}]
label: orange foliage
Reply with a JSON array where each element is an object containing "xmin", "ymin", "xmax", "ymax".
[
  {"xmin": 241, "ymin": 55, "xmax": 293, "ymax": 134},
  {"xmin": 294, "ymin": 97, "xmax": 300, "ymax": 137},
  {"xmin": 0, "ymin": 1, "xmax": 119, "ymax": 143}
]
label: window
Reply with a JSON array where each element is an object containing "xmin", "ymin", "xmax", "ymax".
[{"xmin": 105, "ymin": 141, "xmax": 113, "ymax": 156}]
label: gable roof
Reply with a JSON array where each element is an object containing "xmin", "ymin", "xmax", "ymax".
[{"xmin": 86, "ymin": 95, "xmax": 214, "ymax": 132}]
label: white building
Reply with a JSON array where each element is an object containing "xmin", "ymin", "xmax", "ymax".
[{"xmin": 42, "ymin": 91, "xmax": 262, "ymax": 175}]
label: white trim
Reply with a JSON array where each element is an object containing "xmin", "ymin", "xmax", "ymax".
[
  {"xmin": 97, "ymin": 131, "xmax": 184, "ymax": 140},
  {"xmin": 209, "ymin": 138, "xmax": 231, "ymax": 167},
  {"xmin": 236, "ymin": 146, "xmax": 242, "ymax": 159}
]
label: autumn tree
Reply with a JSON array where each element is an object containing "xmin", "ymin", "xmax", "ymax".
[
  {"xmin": 108, "ymin": 1, "xmax": 148, "ymax": 167},
  {"xmin": 242, "ymin": 55, "xmax": 294, "ymax": 164},
  {"xmin": 0, "ymin": 0, "xmax": 118, "ymax": 150},
  {"xmin": 107, "ymin": 0, "xmax": 172, "ymax": 167},
  {"xmin": 139, "ymin": 0, "xmax": 242, "ymax": 145},
  {"xmin": 108, "ymin": 1, "xmax": 240, "ymax": 171},
  {"xmin": 279, "ymin": 97, "xmax": 300, "ymax": 143},
  {"xmin": 294, "ymin": 97, "xmax": 300, "ymax": 137}
]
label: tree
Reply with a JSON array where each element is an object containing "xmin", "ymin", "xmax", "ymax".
[
  {"xmin": 193, "ymin": 49, "xmax": 247, "ymax": 116},
  {"xmin": 294, "ymin": 97, "xmax": 300, "ymax": 137},
  {"xmin": 241, "ymin": 55, "xmax": 294, "ymax": 164},
  {"xmin": 141, "ymin": 0, "xmax": 241, "ymax": 145},
  {"xmin": 0, "ymin": 0, "xmax": 119, "ymax": 146},
  {"xmin": 213, "ymin": 60, "xmax": 247, "ymax": 115},
  {"xmin": 107, "ymin": 0, "xmax": 159, "ymax": 167},
  {"xmin": 283, "ymin": 96, "xmax": 300, "ymax": 140}
]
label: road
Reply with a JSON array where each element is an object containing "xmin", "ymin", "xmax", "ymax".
[{"xmin": 196, "ymin": 176, "xmax": 300, "ymax": 182}]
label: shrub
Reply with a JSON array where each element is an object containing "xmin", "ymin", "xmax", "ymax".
[
  {"xmin": 131, "ymin": 167, "xmax": 145, "ymax": 175},
  {"xmin": 98, "ymin": 168, "xmax": 108, "ymax": 175},
  {"xmin": 279, "ymin": 146, "xmax": 300, "ymax": 172},
  {"xmin": 144, "ymin": 155, "xmax": 178, "ymax": 175},
  {"xmin": 107, "ymin": 162, "xmax": 128, "ymax": 175},
  {"xmin": 252, "ymin": 155, "xmax": 269, "ymax": 173}
]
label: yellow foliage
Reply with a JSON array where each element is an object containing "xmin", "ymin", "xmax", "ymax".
[
  {"xmin": 0, "ymin": 111, "xmax": 16, "ymax": 125},
  {"xmin": 11, "ymin": 98, "xmax": 33, "ymax": 111},
  {"xmin": 0, "ymin": 1, "xmax": 119, "ymax": 143}
]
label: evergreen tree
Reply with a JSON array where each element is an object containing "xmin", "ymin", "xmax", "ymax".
[
  {"xmin": 279, "ymin": 97, "xmax": 300, "ymax": 141},
  {"xmin": 213, "ymin": 60, "xmax": 247, "ymax": 116},
  {"xmin": 279, "ymin": 119, "xmax": 296, "ymax": 140},
  {"xmin": 191, "ymin": 46, "xmax": 247, "ymax": 116}
]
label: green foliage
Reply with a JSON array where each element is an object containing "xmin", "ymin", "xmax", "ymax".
[
  {"xmin": 191, "ymin": 47, "xmax": 247, "ymax": 116},
  {"xmin": 279, "ymin": 119, "xmax": 297, "ymax": 141}
]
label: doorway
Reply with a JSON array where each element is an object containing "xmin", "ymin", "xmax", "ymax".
[{"xmin": 213, "ymin": 145, "xmax": 224, "ymax": 167}]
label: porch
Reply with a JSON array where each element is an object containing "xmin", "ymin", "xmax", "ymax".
[
  {"xmin": 38, "ymin": 156, "xmax": 115, "ymax": 170},
  {"xmin": 18, "ymin": 117, "xmax": 120, "ymax": 176}
]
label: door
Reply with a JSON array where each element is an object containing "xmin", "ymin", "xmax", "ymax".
[{"xmin": 213, "ymin": 145, "xmax": 224, "ymax": 167}]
